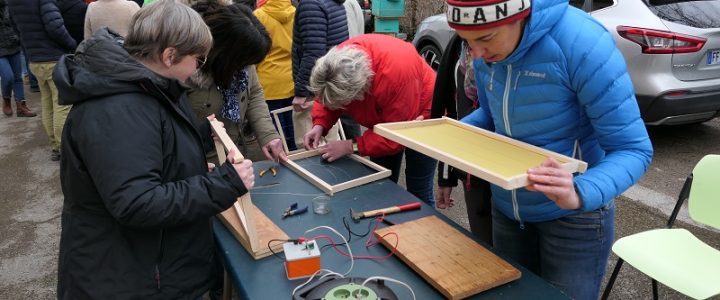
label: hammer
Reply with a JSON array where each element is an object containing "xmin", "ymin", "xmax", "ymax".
[{"xmin": 350, "ymin": 202, "xmax": 422, "ymax": 222}]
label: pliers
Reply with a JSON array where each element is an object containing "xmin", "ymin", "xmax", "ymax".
[
  {"xmin": 259, "ymin": 166, "xmax": 277, "ymax": 177},
  {"xmin": 282, "ymin": 203, "xmax": 308, "ymax": 219}
]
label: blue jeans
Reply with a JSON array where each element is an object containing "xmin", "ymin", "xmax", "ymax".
[
  {"xmin": 20, "ymin": 51, "xmax": 38, "ymax": 88},
  {"xmin": 266, "ymin": 98, "xmax": 296, "ymax": 151},
  {"xmin": 370, "ymin": 148, "xmax": 436, "ymax": 206},
  {"xmin": 492, "ymin": 202, "xmax": 615, "ymax": 300},
  {"xmin": 0, "ymin": 51, "xmax": 25, "ymax": 101}
]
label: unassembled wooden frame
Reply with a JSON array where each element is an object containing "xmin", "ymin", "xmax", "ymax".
[
  {"xmin": 209, "ymin": 120, "xmax": 288, "ymax": 261},
  {"xmin": 374, "ymin": 117, "xmax": 589, "ymax": 190},
  {"xmin": 269, "ymin": 106, "xmax": 391, "ymax": 195},
  {"xmin": 269, "ymin": 105, "xmax": 346, "ymax": 155}
]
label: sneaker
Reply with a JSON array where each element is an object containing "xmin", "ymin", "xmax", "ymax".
[{"xmin": 51, "ymin": 150, "xmax": 61, "ymax": 161}]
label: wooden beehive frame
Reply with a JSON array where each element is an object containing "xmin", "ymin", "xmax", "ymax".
[
  {"xmin": 269, "ymin": 105, "xmax": 347, "ymax": 155},
  {"xmin": 282, "ymin": 149, "xmax": 391, "ymax": 196},
  {"xmin": 210, "ymin": 120, "xmax": 287, "ymax": 259},
  {"xmin": 374, "ymin": 117, "xmax": 588, "ymax": 190}
]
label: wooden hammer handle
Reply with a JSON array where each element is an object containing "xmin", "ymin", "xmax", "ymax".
[{"xmin": 362, "ymin": 201, "xmax": 422, "ymax": 218}]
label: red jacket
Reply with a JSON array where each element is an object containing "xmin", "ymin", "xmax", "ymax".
[{"xmin": 312, "ymin": 34, "xmax": 435, "ymax": 157}]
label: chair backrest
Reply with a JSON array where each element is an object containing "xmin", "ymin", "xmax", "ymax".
[{"xmin": 688, "ymin": 154, "xmax": 720, "ymax": 229}]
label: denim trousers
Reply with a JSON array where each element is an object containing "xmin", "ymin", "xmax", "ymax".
[
  {"xmin": 492, "ymin": 201, "xmax": 615, "ymax": 300},
  {"xmin": 370, "ymin": 148, "xmax": 437, "ymax": 206},
  {"xmin": 0, "ymin": 51, "xmax": 25, "ymax": 101}
]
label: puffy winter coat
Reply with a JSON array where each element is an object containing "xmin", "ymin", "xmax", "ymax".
[
  {"xmin": 461, "ymin": 0, "xmax": 653, "ymax": 222},
  {"xmin": 312, "ymin": 34, "xmax": 435, "ymax": 157},
  {"xmin": 58, "ymin": 0, "xmax": 87, "ymax": 46},
  {"xmin": 53, "ymin": 28, "xmax": 247, "ymax": 299},
  {"xmin": 291, "ymin": 0, "xmax": 347, "ymax": 98},
  {"xmin": 7, "ymin": 0, "xmax": 76, "ymax": 62},
  {"xmin": 254, "ymin": 0, "xmax": 295, "ymax": 100},
  {"xmin": 0, "ymin": 2, "xmax": 21, "ymax": 57}
]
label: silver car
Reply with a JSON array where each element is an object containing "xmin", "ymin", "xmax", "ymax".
[{"xmin": 412, "ymin": 0, "xmax": 720, "ymax": 125}]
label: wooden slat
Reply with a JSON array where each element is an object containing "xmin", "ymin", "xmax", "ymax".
[
  {"xmin": 374, "ymin": 117, "xmax": 588, "ymax": 190},
  {"xmin": 375, "ymin": 216, "xmax": 521, "ymax": 299}
]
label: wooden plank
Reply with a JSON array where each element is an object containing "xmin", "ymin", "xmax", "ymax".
[
  {"xmin": 210, "ymin": 120, "xmax": 259, "ymax": 252},
  {"xmin": 374, "ymin": 117, "xmax": 588, "ymax": 190},
  {"xmin": 375, "ymin": 216, "xmax": 521, "ymax": 299},
  {"xmin": 217, "ymin": 202, "xmax": 288, "ymax": 260},
  {"xmin": 282, "ymin": 151, "xmax": 390, "ymax": 196}
]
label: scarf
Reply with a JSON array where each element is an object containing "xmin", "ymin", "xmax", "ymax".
[{"xmin": 219, "ymin": 70, "xmax": 249, "ymax": 124}]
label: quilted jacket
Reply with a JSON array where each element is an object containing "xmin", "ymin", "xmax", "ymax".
[{"xmin": 462, "ymin": 0, "xmax": 653, "ymax": 222}]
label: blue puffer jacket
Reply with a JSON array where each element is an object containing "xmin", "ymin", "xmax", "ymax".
[
  {"xmin": 7, "ymin": 0, "xmax": 76, "ymax": 62},
  {"xmin": 461, "ymin": 0, "xmax": 653, "ymax": 223},
  {"xmin": 291, "ymin": 0, "xmax": 348, "ymax": 97}
]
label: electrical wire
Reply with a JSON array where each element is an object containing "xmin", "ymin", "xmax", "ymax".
[
  {"xmin": 319, "ymin": 216, "xmax": 374, "ymax": 252},
  {"xmin": 290, "ymin": 269, "xmax": 345, "ymax": 296},
  {"xmin": 304, "ymin": 226, "xmax": 354, "ymax": 276},
  {"xmin": 268, "ymin": 238, "xmax": 288, "ymax": 261},
  {"xmin": 361, "ymin": 276, "xmax": 416, "ymax": 300}
]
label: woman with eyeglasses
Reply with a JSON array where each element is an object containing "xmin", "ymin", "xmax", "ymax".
[
  {"xmin": 53, "ymin": 1, "xmax": 255, "ymax": 298},
  {"xmin": 186, "ymin": 1, "xmax": 287, "ymax": 164}
]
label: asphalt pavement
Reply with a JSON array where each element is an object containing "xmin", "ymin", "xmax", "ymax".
[{"xmin": 1, "ymin": 86, "xmax": 718, "ymax": 299}]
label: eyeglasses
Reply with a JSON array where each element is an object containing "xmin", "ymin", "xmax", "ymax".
[{"xmin": 195, "ymin": 55, "xmax": 207, "ymax": 69}]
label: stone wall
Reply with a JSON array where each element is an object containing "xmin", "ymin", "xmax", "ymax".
[{"xmin": 398, "ymin": 0, "xmax": 446, "ymax": 39}]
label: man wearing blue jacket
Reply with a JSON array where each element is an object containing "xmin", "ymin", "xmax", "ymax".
[
  {"xmin": 8, "ymin": 0, "xmax": 77, "ymax": 161},
  {"xmin": 445, "ymin": 0, "xmax": 653, "ymax": 298}
]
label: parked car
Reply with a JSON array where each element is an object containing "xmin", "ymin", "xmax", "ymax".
[{"xmin": 412, "ymin": 0, "xmax": 720, "ymax": 125}]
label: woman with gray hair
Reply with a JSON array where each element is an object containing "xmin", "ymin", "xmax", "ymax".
[
  {"xmin": 53, "ymin": 0, "xmax": 254, "ymax": 298},
  {"xmin": 304, "ymin": 33, "xmax": 438, "ymax": 206}
]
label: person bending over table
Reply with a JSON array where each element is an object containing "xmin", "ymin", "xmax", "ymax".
[{"xmin": 302, "ymin": 34, "xmax": 437, "ymax": 206}]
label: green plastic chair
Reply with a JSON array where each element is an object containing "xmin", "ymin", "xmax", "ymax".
[{"xmin": 601, "ymin": 154, "xmax": 720, "ymax": 300}]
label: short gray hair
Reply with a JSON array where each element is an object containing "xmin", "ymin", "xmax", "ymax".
[
  {"xmin": 124, "ymin": 0, "xmax": 212, "ymax": 64},
  {"xmin": 309, "ymin": 46, "xmax": 374, "ymax": 110}
]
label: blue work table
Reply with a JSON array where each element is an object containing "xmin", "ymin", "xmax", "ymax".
[{"xmin": 213, "ymin": 160, "xmax": 569, "ymax": 299}]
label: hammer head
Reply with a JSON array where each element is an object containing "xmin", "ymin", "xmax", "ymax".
[{"xmin": 350, "ymin": 208, "xmax": 363, "ymax": 223}]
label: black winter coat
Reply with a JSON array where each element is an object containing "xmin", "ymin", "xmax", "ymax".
[
  {"xmin": 291, "ymin": 0, "xmax": 348, "ymax": 97},
  {"xmin": 58, "ymin": 0, "xmax": 86, "ymax": 47},
  {"xmin": 0, "ymin": 1, "xmax": 21, "ymax": 57},
  {"xmin": 53, "ymin": 29, "xmax": 248, "ymax": 299},
  {"xmin": 6, "ymin": 0, "xmax": 76, "ymax": 62}
]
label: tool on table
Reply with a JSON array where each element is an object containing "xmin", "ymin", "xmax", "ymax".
[
  {"xmin": 282, "ymin": 203, "xmax": 308, "ymax": 219},
  {"xmin": 253, "ymin": 160, "xmax": 280, "ymax": 189},
  {"xmin": 351, "ymin": 201, "xmax": 422, "ymax": 222},
  {"xmin": 259, "ymin": 166, "xmax": 277, "ymax": 177}
]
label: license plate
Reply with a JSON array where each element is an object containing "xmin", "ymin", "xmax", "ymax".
[{"xmin": 709, "ymin": 50, "xmax": 720, "ymax": 65}]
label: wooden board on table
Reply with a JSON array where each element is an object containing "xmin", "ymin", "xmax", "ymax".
[
  {"xmin": 374, "ymin": 117, "xmax": 588, "ymax": 190},
  {"xmin": 374, "ymin": 216, "xmax": 521, "ymax": 300},
  {"xmin": 217, "ymin": 201, "xmax": 288, "ymax": 260}
]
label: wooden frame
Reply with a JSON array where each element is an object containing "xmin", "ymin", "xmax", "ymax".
[
  {"xmin": 374, "ymin": 117, "xmax": 588, "ymax": 190},
  {"xmin": 269, "ymin": 106, "xmax": 347, "ymax": 155},
  {"xmin": 282, "ymin": 149, "xmax": 391, "ymax": 196},
  {"xmin": 210, "ymin": 120, "xmax": 288, "ymax": 260}
]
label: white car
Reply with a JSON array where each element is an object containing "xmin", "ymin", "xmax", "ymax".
[{"xmin": 412, "ymin": 0, "xmax": 720, "ymax": 125}]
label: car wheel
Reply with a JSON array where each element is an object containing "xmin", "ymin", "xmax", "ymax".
[{"xmin": 419, "ymin": 43, "xmax": 442, "ymax": 71}]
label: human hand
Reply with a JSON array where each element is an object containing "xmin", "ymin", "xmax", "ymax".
[
  {"xmin": 228, "ymin": 149, "xmax": 254, "ymax": 190},
  {"xmin": 292, "ymin": 96, "xmax": 311, "ymax": 112},
  {"xmin": 526, "ymin": 157, "xmax": 581, "ymax": 210},
  {"xmin": 318, "ymin": 140, "xmax": 353, "ymax": 162},
  {"xmin": 207, "ymin": 162, "xmax": 215, "ymax": 172},
  {"xmin": 415, "ymin": 115, "xmax": 425, "ymax": 121},
  {"xmin": 303, "ymin": 125, "xmax": 325, "ymax": 150},
  {"xmin": 262, "ymin": 138, "xmax": 288, "ymax": 162},
  {"xmin": 435, "ymin": 186, "xmax": 454, "ymax": 209}
]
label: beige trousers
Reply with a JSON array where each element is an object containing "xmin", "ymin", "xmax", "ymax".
[
  {"xmin": 292, "ymin": 101, "xmax": 341, "ymax": 149},
  {"xmin": 30, "ymin": 62, "xmax": 71, "ymax": 151}
]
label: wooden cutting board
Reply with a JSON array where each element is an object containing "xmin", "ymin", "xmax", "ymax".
[{"xmin": 375, "ymin": 216, "xmax": 521, "ymax": 299}]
